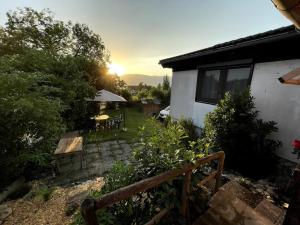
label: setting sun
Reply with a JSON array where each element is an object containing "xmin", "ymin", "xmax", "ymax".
[{"xmin": 108, "ymin": 63, "xmax": 125, "ymax": 76}]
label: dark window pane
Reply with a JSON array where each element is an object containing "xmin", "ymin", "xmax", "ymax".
[
  {"xmin": 225, "ymin": 67, "xmax": 250, "ymax": 95},
  {"xmin": 198, "ymin": 70, "xmax": 220, "ymax": 102}
]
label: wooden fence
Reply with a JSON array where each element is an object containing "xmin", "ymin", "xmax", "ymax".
[{"xmin": 81, "ymin": 151, "xmax": 225, "ymax": 225}]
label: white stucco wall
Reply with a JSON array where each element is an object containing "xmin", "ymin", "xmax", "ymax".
[
  {"xmin": 170, "ymin": 70, "xmax": 216, "ymax": 127},
  {"xmin": 170, "ymin": 59, "xmax": 300, "ymax": 162},
  {"xmin": 251, "ymin": 60, "xmax": 300, "ymax": 162},
  {"xmin": 170, "ymin": 70, "xmax": 197, "ymax": 119}
]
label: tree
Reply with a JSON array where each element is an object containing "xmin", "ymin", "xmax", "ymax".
[
  {"xmin": 0, "ymin": 7, "xmax": 119, "ymax": 186},
  {"xmin": 1, "ymin": 7, "xmax": 109, "ymax": 62},
  {"xmin": 0, "ymin": 8, "xmax": 120, "ymax": 129},
  {"xmin": 162, "ymin": 75, "xmax": 170, "ymax": 91},
  {"xmin": 1, "ymin": 8, "xmax": 70, "ymax": 55},
  {"xmin": 0, "ymin": 73, "xmax": 64, "ymax": 187}
]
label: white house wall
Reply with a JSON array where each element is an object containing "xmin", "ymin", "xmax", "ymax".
[
  {"xmin": 170, "ymin": 60, "xmax": 300, "ymax": 162},
  {"xmin": 170, "ymin": 70, "xmax": 197, "ymax": 120},
  {"xmin": 251, "ymin": 60, "xmax": 300, "ymax": 162}
]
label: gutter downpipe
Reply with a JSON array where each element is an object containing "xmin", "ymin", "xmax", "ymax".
[{"xmin": 272, "ymin": 0, "xmax": 300, "ymax": 32}]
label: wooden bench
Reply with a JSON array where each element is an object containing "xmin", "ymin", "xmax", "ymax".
[{"xmin": 54, "ymin": 131, "xmax": 83, "ymax": 172}]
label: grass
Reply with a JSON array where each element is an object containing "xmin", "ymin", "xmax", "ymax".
[
  {"xmin": 85, "ymin": 107, "xmax": 150, "ymax": 143},
  {"xmin": 35, "ymin": 187, "xmax": 55, "ymax": 201}
]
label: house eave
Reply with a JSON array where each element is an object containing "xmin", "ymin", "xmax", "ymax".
[{"xmin": 159, "ymin": 26, "xmax": 300, "ymax": 69}]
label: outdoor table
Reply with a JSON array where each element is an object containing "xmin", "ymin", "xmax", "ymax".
[
  {"xmin": 92, "ymin": 114, "xmax": 109, "ymax": 121},
  {"xmin": 91, "ymin": 114, "xmax": 110, "ymax": 129}
]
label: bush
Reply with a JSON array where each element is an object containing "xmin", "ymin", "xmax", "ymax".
[
  {"xmin": 202, "ymin": 90, "xmax": 281, "ymax": 178},
  {"xmin": 76, "ymin": 119, "xmax": 207, "ymax": 225},
  {"xmin": 133, "ymin": 118, "xmax": 201, "ymax": 178},
  {"xmin": 0, "ymin": 73, "xmax": 64, "ymax": 188}
]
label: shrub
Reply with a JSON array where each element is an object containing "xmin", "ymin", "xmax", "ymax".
[
  {"xmin": 76, "ymin": 119, "xmax": 206, "ymax": 225},
  {"xmin": 35, "ymin": 187, "xmax": 55, "ymax": 201},
  {"xmin": 100, "ymin": 161, "xmax": 135, "ymax": 194},
  {"xmin": 178, "ymin": 118, "xmax": 198, "ymax": 145},
  {"xmin": 133, "ymin": 118, "xmax": 201, "ymax": 178},
  {"xmin": 0, "ymin": 73, "xmax": 64, "ymax": 188},
  {"xmin": 202, "ymin": 90, "xmax": 281, "ymax": 178}
]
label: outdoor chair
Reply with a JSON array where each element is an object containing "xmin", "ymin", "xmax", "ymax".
[
  {"xmin": 113, "ymin": 116, "xmax": 122, "ymax": 130},
  {"xmin": 105, "ymin": 119, "xmax": 115, "ymax": 130}
]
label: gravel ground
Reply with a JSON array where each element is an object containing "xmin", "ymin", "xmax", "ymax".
[{"xmin": 2, "ymin": 178, "xmax": 104, "ymax": 225}]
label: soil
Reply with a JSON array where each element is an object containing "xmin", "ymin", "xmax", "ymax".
[{"xmin": 2, "ymin": 178, "xmax": 104, "ymax": 225}]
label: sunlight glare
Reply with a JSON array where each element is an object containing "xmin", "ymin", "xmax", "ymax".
[{"xmin": 108, "ymin": 63, "xmax": 125, "ymax": 76}]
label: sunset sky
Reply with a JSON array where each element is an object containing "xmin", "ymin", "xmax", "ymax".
[{"xmin": 0, "ymin": 0, "xmax": 291, "ymax": 76}]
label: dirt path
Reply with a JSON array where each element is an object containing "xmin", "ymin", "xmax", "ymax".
[{"xmin": 3, "ymin": 178, "xmax": 104, "ymax": 225}]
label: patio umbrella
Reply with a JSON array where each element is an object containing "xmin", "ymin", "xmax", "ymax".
[
  {"xmin": 86, "ymin": 89, "xmax": 127, "ymax": 128},
  {"xmin": 86, "ymin": 89, "xmax": 127, "ymax": 102}
]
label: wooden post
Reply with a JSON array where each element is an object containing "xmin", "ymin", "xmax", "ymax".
[
  {"xmin": 181, "ymin": 170, "xmax": 192, "ymax": 218},
  {"xmin": 214, "ymin": 153, "xmax": 225, "ymax": 193},
  {"xmin": 81, "ymin": 197, "xmax": 99, "ymax": 225}
]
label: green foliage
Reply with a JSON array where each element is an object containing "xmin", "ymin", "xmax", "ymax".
[
  {"xmin": 150, "ymin": 76, "xmax": 171, "ymax": 106},
  {"xmin": 178, "ymin": 118, "xmax": 198, "ymax": 145},
  {"xmin": 1, "ymin": 8, "xmax": 108, "ymax": 63},
  {"xmin": 202, "ymin": 90, "xmax": 281, "ymax": 178},
  {"xmin": 118, "ymin": 88, "xmax": 132, "ymax": 101},
  {"xmin": 100, "ymin": 161, "xmax": 135, "ymax": 194},
  {"xmin": 133, "ymin": 118, "xmax": 201, "ymax": 177},
  {"xmin": 35, "ymin": 187, "xmax": 55, "ymax": 201},
  {"xmin": 0, "ymin": 7, "xmax": 123, "ymax": 187},
  {"xmin": 0, "ymin": 73, "xmax": 64, "ymax": 186},
  {"xmin": 162, "ymin": 75, "xmax": 170, "ymax": 91},
  {"xmin": 74, "ymin": 119, "xmax": 206, "ymax": 225}
]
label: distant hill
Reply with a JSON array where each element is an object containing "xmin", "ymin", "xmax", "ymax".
[{"xmin": 121, "ymin": 74, "xmax": 171, "ymax": 86}]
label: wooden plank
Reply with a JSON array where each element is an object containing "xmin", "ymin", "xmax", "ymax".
[
  {"xmin": 214, "ymin": 152, "xmax": 225, "ymax": 193},
  {"xmin": 144, "ymin": 206, "xmax": 174, "ymax": 225},
  {"xmin": 181, "ymin": 171, "xmax": 192, "ymax": 217},
  {"xmin": 81, "ymin": 197, "xmax": 99, "ymax": 225},
  {"xmin": 54, "ymin": 136, "xmax": 83, "ymax": 155},
  {"xmin": 279, "ymin": 67, "xmax": 300, "ymax": 85},
  {"xmin": 197, "ymin": 171, "xmax": 218, "ymax": 188}
]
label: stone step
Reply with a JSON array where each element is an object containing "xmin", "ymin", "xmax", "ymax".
[
  {"xmin": 255, "ymin": 199, "xmax": 285, "ymax": 225},
  {"xmin": 193, "ymin": 197, "xmax": 274, "ymax": 225},
  {"xmin": 193, "ymin": 181, "xmax": 284, "ymax": 225},
  {"xmin": 209, "ymin": 180, "xmax": 262, "ymax": 209}
]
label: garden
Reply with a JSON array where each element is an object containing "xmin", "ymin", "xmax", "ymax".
[{"xmin": 0, "ymin": 7, "xmax": 289, "ymax": 225}]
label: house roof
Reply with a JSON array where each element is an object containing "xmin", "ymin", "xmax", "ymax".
[{"xmin": 160, "ymin": 25, "xmax": 300, "ymax": 69}]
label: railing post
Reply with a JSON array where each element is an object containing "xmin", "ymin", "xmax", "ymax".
[
  {"xmin": 81, "ymin": 197, "xmax": 99, "ymax": 225},
  {"xmin": 214, "ymin": 152, "xmax": 224, "ymax": 193},
  {"xmin": 181, "ymin": 170, "xmax": 192, "ymax": 219}
]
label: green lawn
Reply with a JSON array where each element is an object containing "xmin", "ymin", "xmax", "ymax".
[{"xmin": 85, "ymin": 107, "xmax": 150, "ymax": 143}]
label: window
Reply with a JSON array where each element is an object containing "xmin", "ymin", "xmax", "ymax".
[
  {"xmin": 195, "ymin": 66, "xmax": 252, "ymax": 104},
  {"xmin": 196, "ymin": 70, "xmax": 221, "ymax": 104}
]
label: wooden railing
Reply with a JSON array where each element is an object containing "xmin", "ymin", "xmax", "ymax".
[{"xmin": 81, "ymin": 151, "xmax": 225, "ymax": 225}]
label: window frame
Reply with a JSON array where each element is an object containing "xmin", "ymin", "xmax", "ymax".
[{"xmin": 195, "ymin": 63, "xmax": 254, "ymax": 105}]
